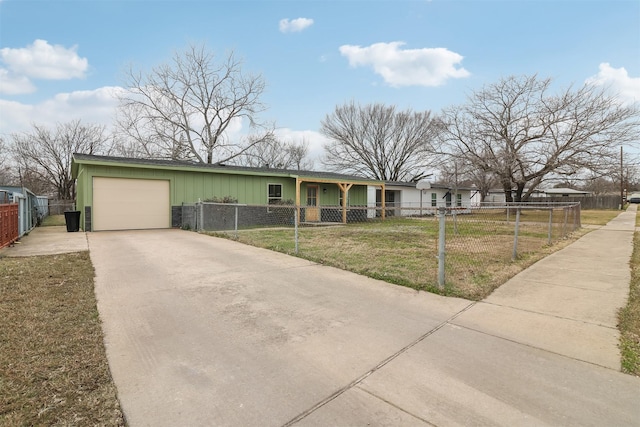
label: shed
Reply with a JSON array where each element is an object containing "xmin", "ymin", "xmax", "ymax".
[
  {"xmin": 0, "ymin": 186, "xmax": 38, "ymax": 236},
  {"xmin": 71, "ymin": 154, "xmax": 386, "ymax": 231}
]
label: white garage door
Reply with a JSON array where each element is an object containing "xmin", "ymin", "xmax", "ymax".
[{"xmin": 93, "ymin": 177, "xmax": 170, "ymax": 231}]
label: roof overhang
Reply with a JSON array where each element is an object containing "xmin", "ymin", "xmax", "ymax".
[{"xmin": 71, "ymin": 154, "xmax": 384, "ymax": 186}]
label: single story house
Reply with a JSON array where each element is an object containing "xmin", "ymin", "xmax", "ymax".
[
  {"xmin": 541, "ymin": 187, "xmax": 591, "ymax": 197},
  {"xmin": 71, "ymin": 154, "xmax": 386, "ymax": 231},
  {"xmin": 483, "ymin": 188, "xmax": 545, "ymax": 204},
  {"xmin": 367, "ymin": 181, "xmax": 476, "ymax": 217}
]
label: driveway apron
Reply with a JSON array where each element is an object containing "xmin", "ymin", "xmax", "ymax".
[{"xmin": 88, "ymin": 229, "xmax": 640, "ymax": 426}]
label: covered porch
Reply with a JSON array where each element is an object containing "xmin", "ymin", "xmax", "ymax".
[{"xmin": 294, "ymin": 177, "xmax": 385, "ymax": 224}]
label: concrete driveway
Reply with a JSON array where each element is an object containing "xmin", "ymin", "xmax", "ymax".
[{"xmin": 88, "ymin": 229, "xmax": 640, "ymax": 426}]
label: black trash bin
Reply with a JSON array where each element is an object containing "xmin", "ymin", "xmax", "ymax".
[{"xmin": 64, "ymin": 210, "xmax": 81, "ymax": 232}]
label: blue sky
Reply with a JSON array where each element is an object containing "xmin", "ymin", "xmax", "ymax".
[{"xmin": 1, "ymin": 0, "xmax": 639, "ymax": 163}]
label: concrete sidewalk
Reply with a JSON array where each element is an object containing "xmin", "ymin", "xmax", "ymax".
[
  {"xmin": 0, "ymin": 226, "xmax": 88, "ymax": 257},
  {"xmin": 453, "ymin": 204, "xmax": 637, "ymax": 370}
]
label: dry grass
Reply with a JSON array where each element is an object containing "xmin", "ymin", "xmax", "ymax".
[
  {"xmin": 214, "ymin": 209, "xmax": 604, "ymax": 300},
  {"xmin": 619, "ymin": 213, "xmax": 640, "ymax": 376},
  {"xmin": 0, "ymin": 252, "xmax": 125, "ymax": 426},
  {"xmin": 581, "ymin": 209, "xmax": 623, "ymax": 226}
]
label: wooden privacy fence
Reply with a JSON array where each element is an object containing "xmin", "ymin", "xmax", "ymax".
[
  {"xmin": 530, "ymin": 195, "xmax": 621, "ymax": 210},
  {"xmin": 1, "ymin": 203, "xmax": 19, "ymax": 249}
]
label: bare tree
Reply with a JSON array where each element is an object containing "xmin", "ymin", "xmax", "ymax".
[
  {"xmin": 437, "ymin": 156, "xmax": 497, "ymax": 202},
  {"xmin": 441, "ymin": 75, "xmax": 640, "ymax": 202},
  {"xmin": 321, "ymin": 102, "xmax": 441, "ymax": 181},
  {"xmin": 232, "ymin": 136, "xmax": 312, "ymax": 170},
  {"xmin": 286, "ymin": 138, "xmax": 314, "ymax": 170},
  {"xmin": 10, "ymin": 120, "xmax": 108, "ymax": 199},
  {"xmin": 117, "ymin": 43, "xmax": 274, "ymax": 164},
  {"xmin": 582, "ymin": 176, "xmax": 617, "ymax": 195},
  {"xmin": 0, "ymin": 137, "xmax": 15, "ymax": 185}
]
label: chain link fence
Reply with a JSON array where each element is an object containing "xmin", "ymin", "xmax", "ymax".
[
  {"xmin": 48, "ymin": 200, "xmax": 75, "ymax": 215},
  {"xmin": 437, "ymin": 203, "xmax": 580, "ymax": 298},
  {"xmin": 185, "ymin": 201, "xmax": 581, "ymax": 299}
]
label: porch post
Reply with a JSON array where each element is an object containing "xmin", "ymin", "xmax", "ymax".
[
  {"xmin": 337, "ymin": 183, "xmax": 353, "ymax": 224},
  {"xmin": 295, "ymin": 177, "xmax": 301, "ymax": 223},
  {"xmin": 381, "ymin": 183, "xmax": 386, "ymax": 219}
]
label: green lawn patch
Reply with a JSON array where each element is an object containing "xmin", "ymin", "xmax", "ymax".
[{"xmin": 0, "ymin": 252, "xmax": 125, "ymax": 425}]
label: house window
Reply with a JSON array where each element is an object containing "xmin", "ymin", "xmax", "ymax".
[
  {"xmin": 431, "ymin": 193, "xmax": 437, "ymax": 207},
  {"xmin": 306, "ymin": 186, "xmax": 318, "ymax": 206},
  {"xmin": 456, "ymin": 193, "xmax": 462, "ymax": 207},
  {"xmin": 268, "ymin": 184, "xmax": 282, "ymax": 205}
]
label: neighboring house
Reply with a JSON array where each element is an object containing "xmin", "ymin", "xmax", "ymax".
[
  {"xmin": 484, "ymin": 188, "xmax": 511, "ymax": 204},
  {"xmin": 71, "ymin": 154, "xmax": 386, "ymax": 231},
  {"xmin": 419, "ymin": 182, "xmax": 475, "ymax": 214},
  {"xmin": 541, "ymin": 187, "xmax": 591, "ymax": 197},
  {"xmin": 484, "ymin": 188, "xmax": 545, "ymax": 204},
  {"xmin": 0, "ymin": 186, "xmax": 38, "ymax": 237},
  {"xmin": 367, "ymin": 181, "xmax": 475, "ymax": 216}
]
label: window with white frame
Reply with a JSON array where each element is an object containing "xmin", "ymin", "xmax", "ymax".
[
  {"xmin": 456, "ymin": 193, "xmax": 462, "ymax": 207},
  {"xmin": 431, "ymin": 193, "xmax": 437, "ymax": 207}
]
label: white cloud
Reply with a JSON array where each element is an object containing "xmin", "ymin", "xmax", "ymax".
[
  {"xmin": 0, "ymin": 86, "xmax": 121, "ymax": 136},
  {"xmin": 339, "ymin": 41, "xmax": 470, "ymax": 87},
  {"xmin": 0, "ymin": 68, "xmax": 36, "ymax": 95},
  {"xmin": 279, "ymin": 17, "xmax": 314, "ymax": 33},
  {"xmin": 0, "ymin": 39, "xmax": 89, "ymax": 95},
  {"xmin": 1, "ymin": 39, "xmax": 88, "ymax": 80},
  {"xmin": 586, "ymin": 63, "xmax": 640, "ymax": 105}
]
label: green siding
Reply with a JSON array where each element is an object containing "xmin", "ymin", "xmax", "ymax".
[
  {"xmin": 303, "ymin": 183, "xmax": 367, "ymax": 206},
  {"xmin": 74, "ymin": 161, "xmax": 376, "ymax": 230},
  {"xmin": 76, "ymin": 164, "xmax": 299, "ymax": 206}
]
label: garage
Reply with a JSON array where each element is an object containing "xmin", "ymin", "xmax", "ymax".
[{"xmin": 93, "ymin": 177, "xmax": 170, "ymax": 231}]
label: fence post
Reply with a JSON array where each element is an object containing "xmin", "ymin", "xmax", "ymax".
[
  {"xmin": 294, "ymin": 207, "xmax": 299, "ymax": 255},
  {"xmin": 234, "ymin": 205, "xmax": 239, "ymax": 239},
  {"xmin": 512, "ymin": 208, "xmax": 521, "ymax": 261},
  {"xmin": 547, "ymin": 208, "xmax": 553, "ymax": 245},
  {"xmin": 197, "ymin": 200, "xmax": 203, "ymax": 232},
  {"xmin": 438, "ymin": 207, "xmax": 446, "ymax": 289},
  {"xmin": 563, "ymin": 208, "xmax": 569, "ymax": 237}
]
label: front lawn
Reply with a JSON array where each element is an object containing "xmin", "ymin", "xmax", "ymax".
[
  {"xmin": 210, "ymin": 208, "xmax": 618, "ymax": 300},
  {"xmin": 0, "ymin": 252, "xmax": 125, "ymax": 425}
]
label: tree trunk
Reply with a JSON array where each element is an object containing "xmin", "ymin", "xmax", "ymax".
[
  {"xmin": 502, "ymin": 181, "xmax": 513, "ymax": 203},
  {"xmin": 514, "ymin": 183, "xmax": 525, "ymax": 203}
]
